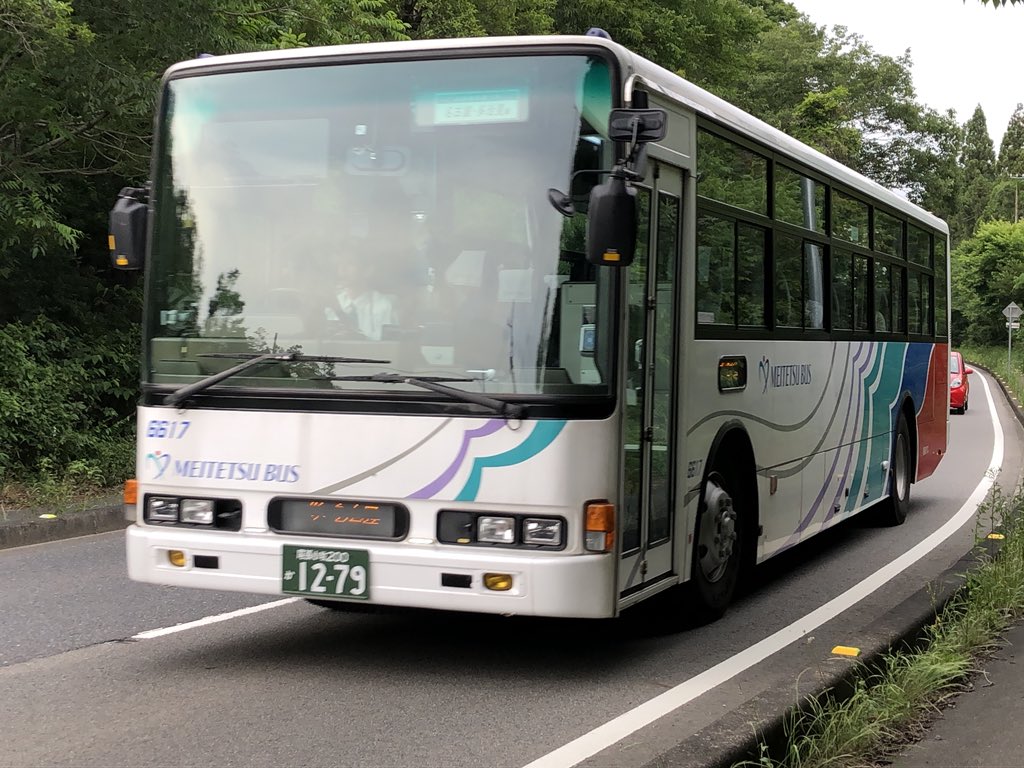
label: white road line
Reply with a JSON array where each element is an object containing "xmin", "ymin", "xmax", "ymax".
[
  {"xmin": 132, "ymin": 598, "xmax": 300, "ymax": 640},
  {"xmin": 523, "ymin": 372, "xmax": 1004, "ymax": 768}
]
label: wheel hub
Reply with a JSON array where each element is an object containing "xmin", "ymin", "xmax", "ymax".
[{"xmin": 700, "ymin": 477, "xmax": 737, "ymax": 582}]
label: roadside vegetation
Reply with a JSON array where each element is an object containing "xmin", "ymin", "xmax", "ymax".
[
  {"xmin": 960, "ymin": 345, "xmax": 1024, "ymax": 405},
  {"xmin": 741, "ymin": 484, "xmax": 1024, "ymax": 768}
]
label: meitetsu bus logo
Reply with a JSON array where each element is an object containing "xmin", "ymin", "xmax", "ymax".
[
  {"xmin": 758, "ymin": 356, "xmax": 812, "ymax": 394},
  {"xmin": 145, "ymin": 451, "xmax": 300, "ymax": 483},
  {"xmin": 147, "ymin": 450, "xmax": 171, "ymax": 479}
]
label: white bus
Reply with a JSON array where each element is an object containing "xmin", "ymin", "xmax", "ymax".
[{"xmin": 111, "ymin": 32, "xmax": 949, "ymax": 621}]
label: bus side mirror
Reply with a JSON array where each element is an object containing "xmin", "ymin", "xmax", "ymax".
[
  {"xmin": 586, "ymin": 175, "xmax": 637, "ymax": 267},
  {"xmin": 109, "ymin": 186, "xmax": 149, "ymax": 270}
]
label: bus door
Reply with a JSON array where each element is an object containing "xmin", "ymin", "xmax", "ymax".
[{"xmin": 619, "ymin": 162, "xmax": 683, "ymax": 594}]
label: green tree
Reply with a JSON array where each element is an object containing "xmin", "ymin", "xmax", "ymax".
[
  {"xmin": 998, "ymin": 104, "xmax": 1024, "ymax": 175},
  {"xmin": 984, "ymin": 104, "xmax": 1024, "ymax": 223},
  {"xmin": 954, "ymin": 106, "xmax": 997, "ymax": 241},
  {"xmin": 950, "ymin": 220, "xmax": 1024, "ymax": 346},
  {"xmin": 552, "ymin": 0, "xmax": 764, "ymax": 97},
  {"xmin": 733, "ymin": 18, "xmax": 959, "ymax": 222},
  {"xmin": 391, "ymin": 0, "xmax": 553, "ymax": 38},
  {"xmin": 0, "ymin": 0, "xmax": 408, "ymax": 486}
]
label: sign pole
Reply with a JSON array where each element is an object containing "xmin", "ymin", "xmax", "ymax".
[{"xmin": 1003, "ymin": 302, "xmax": 1023, "ymax": 373}]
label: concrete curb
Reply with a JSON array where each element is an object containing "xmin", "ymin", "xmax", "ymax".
[{"xmin": 0, "ymin": 504, "xmax": 127, "ymax": 550}]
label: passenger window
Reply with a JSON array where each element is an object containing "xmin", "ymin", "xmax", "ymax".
[
  {"xmin": 697, "ymin": 131, "xmax": 768, "ymax": 216},
  {"xmin": 775, "ymin": 233, "xmax": 802, "ymax": 328},
  {"xmin": 908, "ymin": 226, "xmax": 931, "ymax": 267},
  {"xmin": 892, "ymin": 266, "xmax": 905, "ymax": 333},
  {"xmin": 775, "ymin": 165, "xmax": 825, "ymax": 234},
  {"xmin": 853, "ymin": 255, "xmax": 869, "ymax": 331},
  {"xmin": 875, "ymin": 261, "xmax": 892, "ymax": 333},
  {"xmin": 874, "ymin": 211, "xmax": 904, "ymax": 259},
  {"xmin": 833, "ymin": 192, "xmax": 869, "ymax": 246},
  {"xmin": 696, "ymin": 214, "xmax": 736, "ymax": 326},
  {"xmin": 737, "ymin": 224, "xmax": 767, "ymax": 327},
  {"xmin": 832, "ymin": 250, "xmax": 853, "ymax": 330}
]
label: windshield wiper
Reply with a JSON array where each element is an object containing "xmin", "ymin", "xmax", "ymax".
[
  {"xmin": 322, "ymin": 372, "xmax": 526, "ymax": 420},
  {"xmin": 163, "ymin": 352, "xmax": 391, "ymax": 407},
  {"xmin": 196, "ymin": 352, "xmax": 391, "ymax": 364}
]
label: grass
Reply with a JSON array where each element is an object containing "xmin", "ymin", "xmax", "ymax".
[
  {"xmin": 0, "ymin": 473, "xmax": 119, "ymax": 520},
  {"xmin": 739, "ymin": 484, "xmax": 1024, "ymax": 768},
  {"xmin": 960, "ymin": 344, "xmax": 1024, "ymax": 403}
]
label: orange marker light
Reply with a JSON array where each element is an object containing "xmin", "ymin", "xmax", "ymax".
[
  {"xmin": 124, "ymin": 478, "xmax": 138, "ymax": 505},
  {"xmin": 585, "ymin": 502, "xmax": 616, "ymax": 552}
]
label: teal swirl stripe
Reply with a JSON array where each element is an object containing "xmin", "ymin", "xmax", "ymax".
[{"xmin": 454, "ymin": 420, "xmax": 567, "ymax": 501}]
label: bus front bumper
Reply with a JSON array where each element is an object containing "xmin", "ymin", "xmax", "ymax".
[{"xmin": 126, "ymin": 525, "xmax": 617, "ymax": 619}]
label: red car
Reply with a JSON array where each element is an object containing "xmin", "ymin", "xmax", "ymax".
[{"xmin": 949, "ymin": 351, "xmax": 973, "ymax": 414}]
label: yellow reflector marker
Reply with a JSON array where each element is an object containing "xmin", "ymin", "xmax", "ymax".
[
  {"xmin": 832, "ymin": 645, "xmax": 860, "ymax": 657},
  {"xmin": 483, "ymin": 573, "xmax": 513, "ymax": 591},
  {"xmin": 988, "ymin": 533, "xmax": 1006, "ymax": 540},
  {"xmin": 168, "ymin": 550, "xmax": 187, "ymax": 567},
  {"xmin": 38, "ymin": 513, "xmax": 57, "ymax": 520},
  {"xmin": 108, "ymin": 234, "xmax": 116, "ymax": 251}
]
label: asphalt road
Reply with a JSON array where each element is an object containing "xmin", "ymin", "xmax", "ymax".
[{"xmin": 1, "ymin": 370, "xmax": 1020, "ymax": 768}]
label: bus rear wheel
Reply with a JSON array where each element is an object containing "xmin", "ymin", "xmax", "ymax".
[
  {"xmin": 689, "ymin": 466, "xmax": 746, "ymax": 622},
  {"xmin": 877, "ymin": 414, "xmax": 912, "ymax": 526}
]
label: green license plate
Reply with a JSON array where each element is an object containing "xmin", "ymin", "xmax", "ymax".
[{"xmin": 282, "ymin": 545, "xmax": 370, "ymax": 600}]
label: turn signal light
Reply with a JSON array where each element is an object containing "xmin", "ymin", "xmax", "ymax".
[
  {"xmin": 123, "ymin": 478, "xmax": 138, "ymax": 522},
  {"xmin": 585, "ymin": 502, "xmax": 615, "ymax": 553},
  {"xmin": 483, "ymin": 573, "xmax": 513, "ymax": 591},
  {"xmin": 167, "ymin": 550, "xmax": 187, "ymax": 567}
]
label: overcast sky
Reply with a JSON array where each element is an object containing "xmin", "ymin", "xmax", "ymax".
[{"xmin": 788, "ymin": 0, "xmax": 1024, "ymax": 152}]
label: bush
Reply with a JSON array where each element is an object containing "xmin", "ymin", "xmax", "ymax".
[{"xmin": 0, "ymin": 315, "xmax": 136, "ymax": 488}]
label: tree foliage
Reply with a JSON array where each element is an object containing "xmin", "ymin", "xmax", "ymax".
[
  {"xmin": 953, "ymin": 106, "xmax": 997, "ymax": 241},
  {"xmin": 951, "ymin": 221, "xmax": 1024, "ymax": 346},
  {"xmin": 0, "ymin": 0, "xmax": 999, "ymax": 485}
]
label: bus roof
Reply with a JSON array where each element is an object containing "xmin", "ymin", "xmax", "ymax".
[{"xmin": 167, "ymin": 34, "xmax": 947, "ymax": 234}]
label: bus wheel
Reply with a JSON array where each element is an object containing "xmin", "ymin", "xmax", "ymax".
[
  {"xmin": 690, "ymin": 467, "xmax": 743, "ymax": 621},
  {"xmin": 878, "ymin": 414, "xmax": 912, "ymax": 526}
]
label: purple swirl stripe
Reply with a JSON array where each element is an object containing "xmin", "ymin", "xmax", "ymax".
[{"xmin": 406, "ymin": 419, "xmax": 505, "ymax": 499}]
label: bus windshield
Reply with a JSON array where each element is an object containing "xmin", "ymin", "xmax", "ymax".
[{"xmin": 146, "ymin": 53, "xmax": 615, "ymax": 400}]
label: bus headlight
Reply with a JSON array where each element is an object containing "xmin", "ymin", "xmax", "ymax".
[
  {"xmin": 180, "ymin": 499, "xmax": 215, "ymax": 525},
  {"xmin": 477, "ymin": 516, "xmax": 516, "ymax": 544},
  {"xmin": 523, "ymin": 518, "xmax": 563, "ymax": 546},
  {"xmin": 147, "ymin": 496, "xmax": 180, "ymax": 522}
]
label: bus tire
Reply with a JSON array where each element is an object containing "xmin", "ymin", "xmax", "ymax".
[
  {"xmin": 689, "ymin": 462, "xmax": 746, "ymax": 622},
  {"xmin": 878, "ymin": 413, "xmax": 912, "ymax": 526}
]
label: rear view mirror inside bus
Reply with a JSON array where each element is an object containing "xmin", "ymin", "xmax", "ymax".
[
  {"xmin": 585, "ymin": 175, "xmax": 637, "ymax": 267},
  {"xmin": 607, "ymin": 108, "xmax": 668, "ymax": 144}
]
